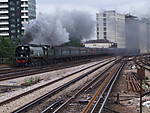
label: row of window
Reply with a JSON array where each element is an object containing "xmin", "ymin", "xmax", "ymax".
[
  {"xmin": 21, "ymin": 7, "xmax": 28, "ymax": 10},
  {"xmin": 97, "ymin": 26, "xmax": 107, "ymax": 31},
  {"xmin": 10, "ymin": 29, "xmax": 21, "ymax": 34},
  {"xmin": 9, "ymin": 18, "xmax": 21, "ymax": 23},
  {"xmin": 0, "ymin": 25, "xmax": 21, "ymax": 33},
  {"xmin": 0, "ymin": 19, "xmax": 8, "ymax": 22},
  {"xmin": 10, "ymin": 23, "xmax": 21, "ymax": 28},
  {"xmin": 97, "ymin": 23, "xmax": 107, "ymax": 26},
  {"xmin": 10, "ymin": 7, "xmax": 16, "ymax": 11},
  {"xmin": 0, "ymin": 3, "xmax": 8, "ymax": 5},
  {"xmin": 21, "ymin": 13, "xmax": 28, "ymax": 16},
  {"xmin": 10, "ymin": 7, "xmax": 21, "ymax": 11},
  {"xmin": 8, "ymin": 18, "xmax": 28, "ymax": 22},
  {"xmin": 11, "ymin": 34, "xmax": 22, "ymax": 40},
  {"xmin": 9, "ymin": 1, "xmax": 21, "ymax": 6},
  {"xmin": 0, "ymin": 13, "xmax": 9, "ymax": 16},
  {"xmin": 21, "ymin": 1, "xmax": 28, "ymax": 5},
  {"xmin": 0, "ymin": 8, "xmax": 8, "ymax": 11},
  {"xmin": 97, "ymin": 31, "xmax": 107, "ymax": 39},
  {"xmin": 0, "ymin": 25, "xmax": 8, "ymax": 28},
  {"xmin": 96, "ymin": 31, "xmax": 107, "ymax": 35},
  {"xmin": 0, "ymin": 31, "xmax": 8, "ymax": 34}
]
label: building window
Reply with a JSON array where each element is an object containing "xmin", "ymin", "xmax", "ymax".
[
  {"xmin": 11, "ymin": 13, "xmax": 15, "ymax": 16},
  {"xmin": 11, "ymin": 30, "xmax": 16, "ymax": 33},
  {"xmin": 97, "ymin": 27, "xmax": 99, "ymax": 31},
  {"xmin": 103, "ymin": 18, "xmax": 106, "ymax": 22},
  {"xmin": 104, "ymin": 32, "xmax": 107, "ymax": 36},
  {"xmin": 17, "ymin": 19, "xmax": 20, "ymax": 22},
  {"xmin": 11, "ymin": 24, "xmax": 15, "ymax": 28},
  {"xmin": 103, "ymin": 27, "xmax": 107, "ymax": 31},
  {"xmin": 17, "ymin": 24, "xmax": 20, "ymax": 27},
  {"xmin": 10, "ymin": 7, "xmax": 15, "ymax": 11},
  {"xmin": 17, "ymin": 1, "xmax": 20, "ymax": 5},
  {"xmin": 9, "ymin": 1, "xmax": 15, "ymax": 5},
  {"xmin": 97, "ymin": 32, "xmax": 99, "ymax": 36},
  {"xmin": 10, "ymin": 19, "xmax": 15, "ymax": 22},
  {"xmin": 103, "ymin": 13, "xmax": 106, "ymax": 17},
  {"xmin": 103, "ymin": 23, "xmax": 107, "ymax": 26}
]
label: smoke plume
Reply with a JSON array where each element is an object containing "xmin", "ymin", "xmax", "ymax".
[
  {"xmin": 22, "ymin": 10, "xmax": 95, "ymax": 45},
  {"xmin": 60, "ymin": 10, "xmax": 95, "ymax": 40}
]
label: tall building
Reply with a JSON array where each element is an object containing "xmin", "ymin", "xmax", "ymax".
[
  {"xmin": 96, "ymin": 10, "xmax": 126, "ymax": 48},
  {"xmin": 0, "ymin": 0, "xmax": 36, "ymax": 40},
  {"xmin": 125, "ymin": 15, "xmax": 139, "ymax": 50},
  {"xmin": 125, "ymin": 15, "xmax": 150, "ymax": 53}
]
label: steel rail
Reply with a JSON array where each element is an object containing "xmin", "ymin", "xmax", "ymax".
[
  {"xmin": 44, "ymin": 61, "xmax": 117, "ymax": 113},
  {"xmin": 0, "ymin": 58, "xmax": 111, "ymax": 81},
  {"xmin": 0, "ymin": 59, "xmax": 114, "ymax": 106},
  {"xmin": 81, "ymin": 63, "xmax": 124, "ymax": 113},
  {"xmin": 135, "ymin": 60, "xmax": 150, "ymax": 71},
  {"xmin": 41, "ymin": 100, "xmax": 63, "ymax": 113},
  {"xmin": 92, "ymin": 63, "xmax": 124, "ymax": 113},
  {"xmin": 12, "ymin": 59, "xmax": 116, "ymax": 113},
  {"xmin": 81, "ymin": 65, "xmax": 118, "ymax": 113}
]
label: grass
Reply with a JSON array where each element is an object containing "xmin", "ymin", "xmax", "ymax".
[{"xmin": 21, "ymin": 77, "xmax": 41, "ymax": 86}]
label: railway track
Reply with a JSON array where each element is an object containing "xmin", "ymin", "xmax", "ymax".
[
  {"xmin": 9, "ymin": 59, "xmax": 121, "ymax": 113},
  {"xmin": 0, "ymin": 58, "xmax": 109, "ymax": 81},
  {"xmin": 0, "ymin": 58, "xmax": 116, "ymax": 113},
  {"xmin": 0, "ymin": 58, "xmax": 100, "ymax": 74},
  {"xmin": 126, "ymin": 73, "xmax": 141, "ymax": 92},
  {"xmin": 83, "ymin": 63, "xmax": 124, "ymax": 113},
  {"xmin": 135, "ymin": 57, "xmax": 150, "ymax": 71},
  {"xmin": 0, "ymin": 67, "xmax": 12, "ymax": 71},
  {"xmin": 48, "ymin": 61, "xmax": 124, "ymax": 113},
  {"xmin": 135, "ymin": 56, "xmax": 150, "ymax": 97}
]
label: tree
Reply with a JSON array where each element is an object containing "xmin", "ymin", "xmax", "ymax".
[
  {"xmin": 61, "ymin": 38, "xmax": 84, "ymax": 47},
  {"xmin": 0, "ymin": 37, "xmax": 18, "ymax": 64}
]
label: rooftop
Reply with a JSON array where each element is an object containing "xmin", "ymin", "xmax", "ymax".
[
  {"xmin": 85, "ymin": 39, "xmax": 113, "ymax": 44},
  {"xmin": 125, "ymin": 14, "xmax": 137, "ymax": 19}
]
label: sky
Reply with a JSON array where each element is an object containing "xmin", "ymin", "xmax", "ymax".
[{"xmin": 37, "ymin": 0, "xmax": 150, "ymax": 17}]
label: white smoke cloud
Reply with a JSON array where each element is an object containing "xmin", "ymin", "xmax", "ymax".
[
  {"xmin": 22, "ymin": 13, "xmax": 69, "ymax": 45},
  {"xmin": 22, "ymin": 10, "xmax": 95, "ymax": 45},
  {"xmin": 60, "ymin": 10, "xmax": 95, "ymax": 40}
]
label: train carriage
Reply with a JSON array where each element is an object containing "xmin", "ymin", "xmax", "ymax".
[{"xmin": 15, "ymin": 44, "xmax": 140, "ymax": 66}]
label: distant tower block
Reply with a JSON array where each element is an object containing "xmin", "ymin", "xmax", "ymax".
[
  {"xmin": 96, "ymin": 10, "xmax": 126, "ymax": 48},
  {"xmin": 0, "ymin": 0, "xmax": 36, "ymax": 40}
]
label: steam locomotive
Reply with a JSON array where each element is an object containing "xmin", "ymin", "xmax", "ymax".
[{"xmin": 15, "ymin": 44, "xmax": 140, "ymax": 66}]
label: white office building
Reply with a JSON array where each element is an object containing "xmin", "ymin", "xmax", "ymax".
[{"xmin": 96, "ymin": 10, "xmax": 126, "ymax": 48}]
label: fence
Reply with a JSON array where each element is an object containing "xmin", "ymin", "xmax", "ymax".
[{"xmin": 0, "ymin": 57, "xmax": 14, "ymax": 64}]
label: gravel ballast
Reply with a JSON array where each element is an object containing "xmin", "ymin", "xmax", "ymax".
[{"xmin": 0, "ymin": 59, "xmax": 113, "ymax": 113}]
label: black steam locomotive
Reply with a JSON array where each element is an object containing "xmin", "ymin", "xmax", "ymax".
[{"xmin": 15, "ymin": 44, "xmax": 140, "ymax": 66}]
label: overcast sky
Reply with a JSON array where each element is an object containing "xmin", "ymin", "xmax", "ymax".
[{"xmin": 37, "ymin": 0, "xmax": 150, "ymax": 17}]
